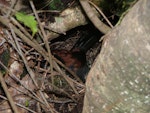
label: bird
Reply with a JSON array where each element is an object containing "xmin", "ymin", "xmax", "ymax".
[{"xmin": 52, "ymin": 29, "xmax": 101, "ymax": 82}]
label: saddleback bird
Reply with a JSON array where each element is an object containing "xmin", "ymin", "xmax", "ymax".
[{"xmin": 52, "ymin": 30, "xmax": 101, "ymax": 82}]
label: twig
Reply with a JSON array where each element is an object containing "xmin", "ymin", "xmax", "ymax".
[
  {"xmin": 0, "ymin": 16, "xmax": 81, "ymax": 96},
  {"xmin": 8, "ymin": 84, "xmax": 46, "ymax": 105},
  {"xmin": 0, "ymin": 95, "xmax": 37, "ymax": 113},
  {"xmin": 79, "ymin": 0, "xmax": 111, "ymax": 34},
  {"xmin": 53, "ymin": 61, "xmax": 79, "ymax": 95},
  {"xmin": 0, "ymin": 16, "xmax": 48, "ymax": 56},
  {"xmin": 9, "ymin": 23, "xmax": 58, "ymax": 113},
  {"xmin": 35, "ymin": 10, "xmax": 60, "ymax": 14},
  {"xmin": 0, "ymin": 71, "xmax": 19, "ymax": 113},
  {"xmin": 29, "ymin": 0, "xmax": 53, "ymax": 77},
  {"xmin": 6, "ymin": 0, "xmax": 17, "ymax": 17},
  {"xmin": 48, "ymin": 99, "xmax": 73, "ymax": 104},
  {"xmin": 46, "ymin": 81, "xmax": 77, "ymax": 101},
  {"xmin": 9, "ymin": 23, "xmax": 39, "ymax": 88},
  {"xmin": 0, "ymin": 61, "xmax": 46, "ymax": 106},
  {"xmin": 4, "ymin": 30, "xmax": 46, "ymax": 104},
  {"xmin": 88, "ymin": 1, "xmax": 113, "ymax": 28},
  {"xmin": 10, "ymin": 17, "xmax": 34, "ymax": 40},
  {"xmin": 0, "ymin": 60, "xmax": 36, "ymax": 97},
  {"xmin": 53, "ymin": 57, "xmax": 83, "ymax": 83}
]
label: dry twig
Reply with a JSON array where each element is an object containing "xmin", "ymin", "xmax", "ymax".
[{"xmin": 79, "ymin": 0, "xmax": 111, "ymax": 34}]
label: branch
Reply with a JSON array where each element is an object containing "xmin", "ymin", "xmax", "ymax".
[{"xmin": 79, "ymin": 0, "xmax": 111, "ymax": 34}]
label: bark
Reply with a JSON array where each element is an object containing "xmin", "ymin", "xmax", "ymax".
[{"xmin": 83, "ymin": 0, "xmax": 150, "ymax": 113}]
